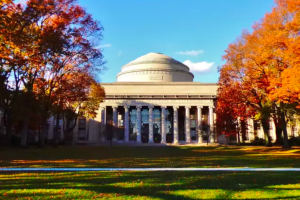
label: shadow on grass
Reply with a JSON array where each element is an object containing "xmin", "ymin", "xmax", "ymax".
[
  {"xmin": 1, "ymin": 171, "xmax": 300, "ymax": 199},
  {"xmin": 0, "ymin": 146, "xmax": 300, "ymax": 168}
]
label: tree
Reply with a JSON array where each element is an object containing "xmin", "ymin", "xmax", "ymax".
[
  {"xmin": 218, "ymin": 0, "xmax": 300, "ymax": 148},
  {"xmin": 217, "ymin": 35, "xmax": 273, "ymax": 146},
  {"xmin": 59, "ymin": 73, "xmax": 105, "ymax": 145},
  {"xmin": 0, "ymin": 0, "xmax": 105, "ymax": 147}
]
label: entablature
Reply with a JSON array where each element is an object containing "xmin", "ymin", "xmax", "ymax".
[{"xmin": 105, "ymin": 94, "xmax": 217, "ymax": 99}]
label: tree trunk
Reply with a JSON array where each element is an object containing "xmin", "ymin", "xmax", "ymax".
[
  {"xmin": 39, "ymin": 120, "xmax": 47, "ymax": 148},
  {"xmin": 279, "ymin": 106, "xmax": 290, "ymax": 148},
  {"xmin": 20, "ymin": 117, "xmax": 29, "ymax": 147},
  {"xmin": 261, "ymin": 119, "xmax": 271, "ymax": 147},
  {"xmin": 241, "ymin": 119, "xmax": 247, "ymax": 142},
  {"xmin": 273, "ymin": 113, "xmax": 283, "ymax": 145},
  {"xmin": 207, "ymin": 131, "xmax": 209, "ymax": 146},
  {"xmin": 236, "ymin": 131, "xmax": 240, "ymax": 145},
  {"xmin": 53, "ymin": 113, "xmax": 60, "ymax": 148},
  {"xmin": 275, "ymin": 126, "xmax": 283, "ymax": 145},
  {"xmin": 39, "ymin": 106, "xmax": 50, "ymax": 148},
  {"xmin": 5, "ymin": 115, "xmax": 12, "ymax": 147},
  {"xmin": 236, "ymin": 120, "xmax": 240, "ymax": 145}
]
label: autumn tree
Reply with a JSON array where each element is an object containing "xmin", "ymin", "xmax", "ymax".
[
  {"xmin": 217, "ymin": 34, "xmax": 274, "ymax": 146},
  {"xmin": 0, "ymin": 0, "xmax": 105, "ymax": 147},
  {"xmin": 0, "ymin": 1, "xmax": 33, "ymax": 146},
  {"xmin": 27, "ymin": 0, "xmax": 105, "ymax": 147},
  {"xmin": 218, "ymin": 0, "xmax": 300, "ymax": 148},
  {"xmin": 59, "ymin": 75, "xmax": 105, "ymax": 144},
  {"xmin": 216, "ymin": 80, "xmax": 254, "ymax": 145}
]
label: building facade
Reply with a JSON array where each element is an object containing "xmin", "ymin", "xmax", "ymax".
[
  {"xmin": 1, "ymin": 52, "xmax": 299, "ymax": 144},
  {"xmin": 88, "ymin": 52, "xmax": 219, "ymax": 144},
  {"xmin": 71, "ymin": 52, "xmax": 300, "ymax": 144}
]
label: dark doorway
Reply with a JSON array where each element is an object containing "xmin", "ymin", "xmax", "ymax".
[
  {"xmin": 141, "ymin": 107, "xmax": 149, "ymax": 143},
  {"xmin": 178, "ymin": 107, "xmax": 185, "ymax": 141},
  {"xmin": 153, "ymin": 107, "xmax": 162, "ymax": 143},
  {"xmin": 117, "ymin": 107, "xmax": 124, "ymax": 140},
  {"xmin": 190, "ymin": 107, "xmax": 197, "ymax": 141},
  {"xmin": 106, "ymin": 106, "xmax": 113, "ymax": 140},
  {"xmin": 166, "ymin": 107, "xmax": 174, "ymax": 143},
  {"xmin": 129, "ymin": 107, "xmax": 137, "ymax": 141}
]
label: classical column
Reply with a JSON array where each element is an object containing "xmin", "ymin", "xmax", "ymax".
[
  {"xmin": 247, "ymin": 118, "xmax": 255, "ymax": 142},
  {"xmin": 87, "ymin": 118, "xmax": 92, "ymax": 142},
  {"xmin": 197, "ymin": 106, "xmax": 203, "ymax": 143},
  {"xmin": 100, "ymin": 106, "xmax": 106, "ymax": 142},
  {"xmin": 148, "ymin": 106, "xmax": 154, "ymax": 143},
  {"xmin": 208, "ymin": 106, "xmax": 214, "ymax": 143},
  {"xmin": 124, "ymin": 106, "xmax": 129, "ymax": 142},
  {"xmin": 112, "ymin": 106, "xmax": 118, "ymax": 141},
  {"xmin": 173, "ymin": 106, "xmax": 179, "ymax": 144},
  {"xmin": 136, "ymin": 106, "xmax": 142, "ymax": 143},
  {"xmin": 237, "ymin": 117, "xmax": 242, "ymax": 143},
  {"xmin": 161, "ymin": 106, "xmax": 166, "ymax": 143},
  {"xmin": 185, "ymin": 106, "xmax": 191, "ymax": 143}
]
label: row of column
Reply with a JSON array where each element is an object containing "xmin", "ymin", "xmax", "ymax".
[{"xmin": 100, "ymin": 105, "xmax": 214, "ymax": 143}]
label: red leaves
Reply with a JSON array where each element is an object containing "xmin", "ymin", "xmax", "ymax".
[{"xmin": 218, "ymin": 0, "xmax": 300, "ymax": 138}]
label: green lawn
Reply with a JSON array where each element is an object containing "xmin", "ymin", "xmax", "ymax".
[
  {"xmin": 0, "ymin": 145, "xmax": 300, "ymax": 168},
  {"xmin": 1, "ymin": 171, "xmax": 300, "ymax": 199},
  {"xmin": 1, "ymin": 146, "xmax": 300, "ymax": 199}
]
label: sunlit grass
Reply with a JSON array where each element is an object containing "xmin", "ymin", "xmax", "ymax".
[
  {"xmin": 166, "ymin": 189, "xmax": 300, "ymax": 199},
  {"xmin": 1, "ymin": 171, "xmax": 300, "ymax": 199},
  {"xmin": 1, "ymin": 144, "xmax": 300, "ymax": 199}
]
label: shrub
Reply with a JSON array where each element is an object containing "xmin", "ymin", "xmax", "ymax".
[
  {"xmin": 250, "ymin": 137, "xmax": 266, "ymax": 146},
  {"xmin": 288, "ymin": 137, "xmax": 300, "ymax": 146}
]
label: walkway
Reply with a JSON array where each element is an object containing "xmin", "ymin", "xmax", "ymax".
[{"xmin": 1, "ymin": 168, "xmax": 300, "ymax": 172}]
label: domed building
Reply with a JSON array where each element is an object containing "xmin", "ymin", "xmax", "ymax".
[
  {"xmin": 85, "ymin": 52, "xmax": 219, "ymax": 144},
  {"xmin": 65, "ymin": 53, "xmax": 294, "ymax": 145}
]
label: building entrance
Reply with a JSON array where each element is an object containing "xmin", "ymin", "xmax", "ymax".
[
  {"xmin": 129, "ymin": 107, "xmax": 137, "ymax": 141},
  {"xmin": 153, "ymin": 107, "xmax": 162, "ymax": 143},
  {"xmin": 141, "ymin": 107, "xmax": 149, "ymax": 143},
  {"xmin": 178, "ymin": 107, "xmax": 185, "ymax": 141},
  {"xmin": 166, "ymin": 107, "xmax": 173, "ymax": 143}
]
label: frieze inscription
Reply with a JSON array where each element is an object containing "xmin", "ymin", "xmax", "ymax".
[{"xmin": 150, "ymin": 75, "xmax": 163, "ymax": 80}]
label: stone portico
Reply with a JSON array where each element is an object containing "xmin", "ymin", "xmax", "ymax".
[{"xmin": 96, "ymin": 52, "xmax": 218, "ymax": 144}]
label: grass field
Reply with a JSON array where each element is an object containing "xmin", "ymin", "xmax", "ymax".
[
  {"xmin": 1, "ymin": 145, "xmax": 300, "ymax": 199},
  {"xmin": 0, "ymin": 145, "xmax": 300, "ymax": 168},
  {"xmin": 1, "ymin": 171, "xmax": 300, "ymax": 199}
]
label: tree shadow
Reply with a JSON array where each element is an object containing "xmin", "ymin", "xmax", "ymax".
[
  {"xmin": 1, "ymin": 171, "xmax": 300, "ymax": 199},
  {"xmin": 0, "ymin": 145, "xmax": 300, "ymax": 168}
]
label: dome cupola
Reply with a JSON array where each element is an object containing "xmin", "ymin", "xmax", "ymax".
[{"xmin": 116, "ymin": 52, "xmax": 194, "ymax": 82}]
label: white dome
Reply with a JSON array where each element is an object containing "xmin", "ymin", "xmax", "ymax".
[{"xmin": 116, "ymin": 53, "xmax": 194, "ymax": 82}]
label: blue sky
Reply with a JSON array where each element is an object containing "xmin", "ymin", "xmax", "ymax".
[{"xmin": 80, "ymin": 1, "xmax": 273, "ymax": 83}]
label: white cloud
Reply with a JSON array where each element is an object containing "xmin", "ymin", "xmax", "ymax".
[
  {"xmin": 15, "ymin": 0, "xmax": 28, "ymax": 5},
  {"xmin": 176, "ymin": 50, "xmax": 204, "ymax": 56},
  {"xmin": 183, "ymin": 60, "xmax": 214, "ymax": 72},
  {"xmin": 96, "ymin": 44, "xmax": 112, "ymax": 49},
  {"xmin": 117, "ymin": 51, "xmax": 123, "ymax": 56}
]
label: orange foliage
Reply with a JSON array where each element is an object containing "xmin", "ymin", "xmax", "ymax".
[
  {"xmin": 0, "ymin": 0, "xmax": 105, "ymax": 147},
  {"xmin": 218, "ymin": 0, "xmax": 300, "ymax": 146}
]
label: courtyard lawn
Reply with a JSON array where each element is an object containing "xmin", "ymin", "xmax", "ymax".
[
  {"xmin": 1, "ymin": 171, "xmax": 300, "ymax": 199},
  {"xmin": 0, "ymin": 145, "xmax": 300, "ymax": 168}
]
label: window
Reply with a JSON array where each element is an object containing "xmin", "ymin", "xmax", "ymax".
[
  {"xmin": 78, "ymin": 118, "xmax": 86, "ymax": 130},
  {"xmin": 254, "ymin": 121, "xmax": 260, "ymax": 130},
  {"xmin": 269, "ymin": 122, "xmax": 273, "ymax": 130},
  {"xmin": 153, "ymin": 109, "xmax": 161, "ymax": 135},
  {"xmin": 129, "ymin": 108, "xmax": 137, "ymax": 141},
  {"xmin": 78, "ymin": 118, "xmax": 86, "ymax": 140}
]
